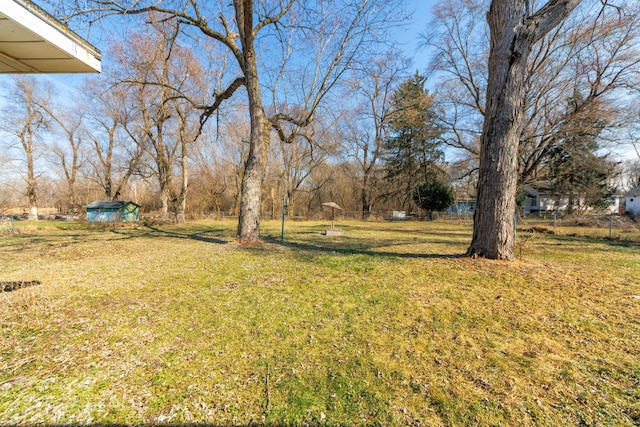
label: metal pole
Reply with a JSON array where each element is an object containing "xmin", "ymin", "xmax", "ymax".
[
  {"xmin": 281, "ymin": 194, "xmax": 287, "ymax": 243},
  {"xmin": 609, "ymin": 215, "xmax": 613, "ymax": 239}
]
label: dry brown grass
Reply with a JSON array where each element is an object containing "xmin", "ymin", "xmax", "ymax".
[{"xmin": 0, "ymin": 219, "xmax": 639, "ymax": 426}]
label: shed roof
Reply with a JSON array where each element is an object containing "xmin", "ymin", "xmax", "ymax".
[{"xmin": 83, "ymin": 200, "xmax": 140, "ymax": 210}]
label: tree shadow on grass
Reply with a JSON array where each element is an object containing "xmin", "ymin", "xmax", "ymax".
[
  {"xmin": 340, "ymin": 223, "xmax": 473, "ymax": 238},
  {"xmin": 0, "ymin": 231, "xmax": 138, "ymax": 254},
  {"xmin": 261, "ymin": 235, "xmax": 466, "ymax": 260},
  {"xmin": 108, "ymin": 225, "xmax": 231, "ymax": 245},
  {"xmin": 550, "ymin": 233, "xmax": 640, "ymax": 248},
  {"xmin": 4, "ymin": 225, "xmax": 233, "ymax": 248},
  {"xmin": 101, "ymin": 224, "xmax": 470, "ymax": 258}
]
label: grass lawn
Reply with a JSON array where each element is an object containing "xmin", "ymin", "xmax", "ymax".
[{"xmin": 1, "ymin": 219, "xmax": 639, "ymax": 426}]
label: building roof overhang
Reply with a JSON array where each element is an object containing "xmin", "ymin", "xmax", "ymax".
[{"xmin": 0, "ymin": 0, "xmax": 101, "ymax": 73}]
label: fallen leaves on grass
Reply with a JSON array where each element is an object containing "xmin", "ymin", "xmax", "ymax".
[{"xmin": 0, "ymin": 220, "xmax": 638, "ymax": 426}]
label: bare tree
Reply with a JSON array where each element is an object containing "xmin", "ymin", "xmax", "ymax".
[
  {"xmin": 425, "ymin": 0, "xmax": 640, "ymax": 258},
  {"xmin": 190, "ymin": 132, "xmax": 235, "ymax": 218},
  {"xmin": 467, "ymin": 0, "xmax": 583, "ymax": 260},
  {"xmin": 518, "ymin": 4, "xmax": 640, "ymax": 188},
  {"xmin": 273, "ymin": 118, "xmax": 339, "ymax": 216},
  {"xmin": 111, "ymin": 22, "xmax": 206, "ymax": 222},
  {"xmin": 84, "ymin": 79, "xmax": 147, "ymax": 201},
  {"xmin": 0, "ymin": 77, "xmax": 54, "ymax": 220},
  {"xmin": 38, "ymin": 100, "xmax": 87, "ymax": 214},
  {"xmin": 340, "ymin": 53, "xmax": 407, "ymax": 217},
  {"xmin": 60, "ymin": 0, "xmax": 404, "ymax": 241}
]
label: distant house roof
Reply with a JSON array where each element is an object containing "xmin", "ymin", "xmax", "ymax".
[
  {"xmin": 523, "ymin": 182, "xmax": 555, "ymax": 196},
  {"xmin": 83, "ymin": 200, "xmax": 140, "ymax": 210},
  {"xmin": 626, "ymin": 186, "xmax": 640, "ymax": 197}
]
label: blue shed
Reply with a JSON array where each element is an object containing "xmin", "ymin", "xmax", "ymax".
[{"xmin": 83, "ymin": 200, "xmax": 141, "ymax": 222}]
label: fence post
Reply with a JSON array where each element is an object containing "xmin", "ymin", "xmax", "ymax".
[
  {"xmin": 609, "ymin": 215, "xmax": 613, "ymax": 239},
  {"xmin": 281, "ymin": 194, "xmax": 287, "ymax": 244}
]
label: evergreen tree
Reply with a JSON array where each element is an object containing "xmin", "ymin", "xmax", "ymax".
[
  {"xmin": 548, "ymin": 145, "xmax": 618, "ymax": 213},
  {"xmin": 547, "ymin": 95, "xmax": 618, "ymax": 213},
  {"xmin": 383, "ymin": 73, "xmax": 443, "ymax": 209},
  {"xmin": 413, "ymin": 178, "xmax": 456, "ymax": 219}
]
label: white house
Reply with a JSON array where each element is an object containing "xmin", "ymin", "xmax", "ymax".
[
  {"xmin": 625, "ymin": 186, "xmax": 640, "ymax": 216},
  {"xmin": 523, "ymin": 186, "xmax": 565, "ymax": 213},
  {"xmin": 523, "ymin": 185, "xmax": 621, "ymax": 214}
]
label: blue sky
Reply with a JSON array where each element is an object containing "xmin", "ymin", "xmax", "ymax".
[
  {"xmin": 399, "ymin": 0, "xmax": 440, "ymax": 72},
  {"xmin": 89, "ymin": 0, "xmax": 442, "ymax": 79},
  {"xmin": 0, "ymin": 0, "xmax": 441, "ymax": 91},
  {"xmin": 0, "ymin": 0, "xmax": 440, "ymax": 97},
  {"xmin": 2, "ymin": 1, "xmax": 637, "ymax": 164}
]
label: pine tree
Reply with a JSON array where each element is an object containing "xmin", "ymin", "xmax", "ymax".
[
  {"xmin": 546, "ymin": 97, "xmax": 618, "ymax": 213},
  {"xmin": 384, "ymin": 73, "xmax": 443, "ymax": 209},
  {"xmin": 413, "ymin": 179, "xmax": 456, "ymax": 219}
]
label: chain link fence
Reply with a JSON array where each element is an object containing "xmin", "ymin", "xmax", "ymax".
[
  {"xmin": 516, "ymin": 212, "xmax": 640, "ymax": 241},
  {"xmin": 4, "ymin": 207, "xmax": 639, "ymax": 243},
  {"xmin": 271, "ymin": 210, "xmax": 640, "ymax": 243}
]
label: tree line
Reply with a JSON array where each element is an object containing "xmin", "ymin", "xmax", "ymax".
[{"xmin": 1, "ymin": 0, "xmax": 640, "ymax": 259}]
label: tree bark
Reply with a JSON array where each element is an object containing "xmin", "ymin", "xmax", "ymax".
[
  {"xmin": 160, "ymin": 191, "xmax": 169, "ymax": 220},
  {"xmin": 467, "ymin": 0, "xmax": 582, "ymax": 259},
  {"xmin": 361, "ymin": 143, "xmax": 371, "ymax": 219},
  {"xmin": 176, "ymin": 125, "xmax": 189, "ymax": 224},
  {"xmin": 467, "ymin": 0, "xmax": 525, "ymax": 259},
  {"xmin": 237, "ymin": 98, "xmax": 268, "ymax": 241},
  {"xmin": 26, "ymin": 142, "xmax": 38, "ymax": 221},
  {"xmin": 236, "ymin": 0, "xmax": 269, "ymax": 242}
]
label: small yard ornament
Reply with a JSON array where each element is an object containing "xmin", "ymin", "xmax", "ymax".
[{"xmin": 321, "ymin": 202, "xmax": 344, "ymax": 236}]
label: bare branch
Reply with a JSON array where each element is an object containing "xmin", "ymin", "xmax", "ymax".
[
  {"xmin": 253, "ymin": 0, "xmax": 295, "ymax": 37},
  {"xmin": 526, "ymin": 0, "xmax": 584, "ymax": 44},
  {"xmin": 197, "ymin": 76, "xmax": 245, "ymax": 139}
]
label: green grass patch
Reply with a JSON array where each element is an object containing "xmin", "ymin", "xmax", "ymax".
[{"xmin": 1, "ymin": 220, "xmax": 639, "ymax": 425}]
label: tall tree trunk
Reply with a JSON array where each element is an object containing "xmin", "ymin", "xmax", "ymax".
[
  {"xmin": 26, "ymin": 140, "xmax": 38, "ymax": 221},
  {"xmin": 361, "ymin": 144, "xmax": 371, "ymax": 219},
  {"xmin": 237, "ymin": 0, "xmax": 269, "ymax": 242},
  {"xmin": 237, "ymin": 101, "xmax": 268, "ymax": 241},
  {"xmin": 68, "ymin": 186, "xmax": 76, "ymax": 215},
  {"xmin": 466, "ymin": 6, "xmax": 524, "ymax": 260},
  {"xmin": 104, "ymin": 175, "xmax": 112, "ymax": 201},
  {"xmin": 567, "ymin": 193, "xmax": 575, "ymax": 215},
  {"xmin": 176, "ymin": 139, "xmax": 189, "ymax": 224},
  {"xmin": 467, "ymin": 0, "xmax": 582, "ymax": 260},
  {"xmin": 361, "ymin": 175, "xmax": 371, "ymax": 219},
  {"xmin": 27, "ymin": 165, "xmax": 38, "ymax": 221},
  {"xmin": 160, "ymin": 190, "xmax": 169, "ymax": 220}
]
